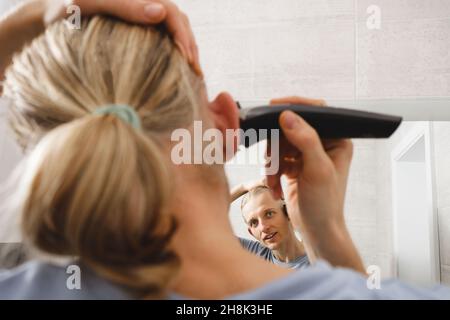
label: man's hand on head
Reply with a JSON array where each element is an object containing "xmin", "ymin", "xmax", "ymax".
[{"xmin": 42, "ymin": 0, "xmax": 202, "ymax": 77}]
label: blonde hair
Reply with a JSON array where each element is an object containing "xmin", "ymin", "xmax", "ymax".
[
  {"xmin": 241, "ymin": 186, "xmax": 287, "ymax": 219},
  {"xmin": 240, "ymin": 186, "xmax": 272, "ymax": 211},
  {"xmin": 3, "ymin": 16, "xmax": 203, "ymax": 298}
]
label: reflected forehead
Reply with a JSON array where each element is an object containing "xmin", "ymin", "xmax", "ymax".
[{"xmin": 242, "ymin": 191, "xmax": 280, "ymax": 220}]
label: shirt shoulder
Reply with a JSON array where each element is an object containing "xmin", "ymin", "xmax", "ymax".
[
  {"xmin": 227, "ymin": 260, "xmax": 450, "ymax": 300},
  {"xmin": 0, "ymin": 261, "xmax": 130, "ymax": 299},
  {"xmin": 238, "ymin": 237, "xmax": 273, "ymax": 261},
  {"xmin": 273, "ymin": 254, "xmax": 310, "ymax": 270}
]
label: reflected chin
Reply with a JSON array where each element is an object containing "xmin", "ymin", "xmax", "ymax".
[{"xmin": 264, "ymin": 239, "xmax": 281, "ymax": 250}]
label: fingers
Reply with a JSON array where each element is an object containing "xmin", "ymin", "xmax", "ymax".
[
  {"xmin": 180, "ymin": 12, "xmax": 203, "ymax": 77},
  {"xmin": 265, "ymin": 139, "xmax": 283, "ymax": 199},
  {"xmin": 43, "ymin": 0, "xmax": 64, "ymax": 25},
  {"xmin": 270, "ymin": 96, "xmax": 327, "ymax": 107},
  {"xmin": 279, "ymin": 111, "xmax": 330, "ymax": 171},
  {"xmin": 73, "ymin": 0, "xmax": 166, "ymax": 22},
  {"xmin": 158, "ymin": 2, "xmax": 190, "ymax": 56},
  {"xmin": 260, "ymin": 176, "xmax": 268, "ymax": 186},
  {"xmin": 243, "ymin": 177, "xmax": 268, "ymax": 193},
  {"xmin": 322, "ymin": 139, "xmax": 353, "ymax": 193},
  {"xmin": 265, "ymin": 96, "xmax": 348, "ymax": 200},
  {"xmin": 71, "ymin": 0, "xmax": 203, "ymax": 77},
  {"xmin": 265, "ymin": 130, "xmax": 301, "ymax": 199},
  {"xmin": 322, "ymin": 139, "xmax": 353, "ymax": 171},
  {"xmin": 157, "ymin": 1, "xmax": 203, "ymax": 77},
  {"xmin": 265, "ymin": 171, "xmax": 283, "ymax": 200}
]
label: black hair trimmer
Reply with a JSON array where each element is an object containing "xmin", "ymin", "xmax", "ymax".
[{"xmin": 238, "ymin": 103, "xmax": 402, "ymax": 147}]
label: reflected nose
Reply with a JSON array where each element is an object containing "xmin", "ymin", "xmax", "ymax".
[{"xmin": 259, "ymin": 220, "xmax": 271, "ymax": 235}]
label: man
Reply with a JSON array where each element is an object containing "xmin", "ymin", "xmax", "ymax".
[{"xmin": 231, "ymin": 182, "xmax": 311, "ymax": 269}]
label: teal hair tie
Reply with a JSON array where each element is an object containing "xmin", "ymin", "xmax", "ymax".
[{"xmin": 93, "ymin": 104, "xmax": 141, "ymax": 130}]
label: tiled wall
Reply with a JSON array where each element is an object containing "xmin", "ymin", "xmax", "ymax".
[
  {"xmin": 0, "ymin": 0, "xmax": 23, "ymax": 14},
  {"xmin": 345, "ymin": 140, "xmax": 378, "ymax": 270},
  {"xmin": 177, "ymin": 0, "xmax": 356, "ymax": 101},
  {"xmin": 356, "ymin": 0, "xmax": 450, "ymax": 98}
]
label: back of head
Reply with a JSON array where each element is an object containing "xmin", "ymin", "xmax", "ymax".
[{"xmin": 3, "ymin": 16, "xmax": 203, "ymax": 298}]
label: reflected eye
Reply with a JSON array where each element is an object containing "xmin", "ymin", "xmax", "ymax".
[
  {"xmin": 265, "ymin": 210, "xmax": 275, "ymax": 218},
  {"xmin": 249, "ymin": 219, "xmax": 258, "ymax": 228}
]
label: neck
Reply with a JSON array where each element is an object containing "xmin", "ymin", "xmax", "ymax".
[
  {"xmin": 272, "ymin": 232, "xmax": 305, "ymax": 263},
  {"xmin": 168, "ymin": 181, "xmax": 291, "ymax": 299}
]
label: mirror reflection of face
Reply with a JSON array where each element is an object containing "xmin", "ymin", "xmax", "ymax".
[{"xmin": 241, "ymin": 191, "xmax": 290, "ymax": 250}]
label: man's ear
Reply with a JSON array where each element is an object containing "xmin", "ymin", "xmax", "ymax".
[{"xmin": 208, "ymin": 92, "xmax": 240, "ymax": 160}]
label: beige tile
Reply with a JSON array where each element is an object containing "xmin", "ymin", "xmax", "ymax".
[
  {"xmin": 251, "ymin": 20, "xmax": 355, "ymax": 100},
  {"xmin": 376, "ymin": 253, "xmax": 396, "ymax": 279},
  {"xmin": 189, "ymin": 1, "xmax": 356, "ymax": 100},
  {"xmin": 376, "ymin": 223, "xmax": 394, "ymax": 254},
  {"xmin": 357, "ymin": 1, "xmax": 450, "ymax": 98},
  {"xmin": 357, "ymin": 19, "xmax": 450, "ymax": 98},
  {"xmin": 441, "ymin": 264, "xmax": 450, "ymax": 286},
  {"xmin": 357, "ymin": 0, "xmax": 450, "ymax": 21},
  {"xmin": 0, "ymin": 0, "xmax": 27, "ymax": 15},
  {"xmin": 198, "ymin": 21, "xmax": 356, "ymax": 100},
  {"xmin": 347, "ymin": 223, "xmax": 377, "ymax": 253},
  {"xmin": 176, "ymin": 0, "xmax": 355, "ymax": 27}
]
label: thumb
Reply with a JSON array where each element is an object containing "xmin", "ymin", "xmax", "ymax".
[
  {"xmin": 279, "ymin": 111, "xmax": 328, "ymax": 167},
  {"xmin": 45, "ymin": 1, "xmax": 167, "ymax": 25},
  {"xmin": 100, "ymin": 1, "xmax": 167, "ymax": 24}
]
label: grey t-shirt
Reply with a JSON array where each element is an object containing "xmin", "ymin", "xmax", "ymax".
[
  {"xmin": 0, "ymin": 261, "xmax": 130, "ymax": 299},
  {"xmin": 1, "ymin": 260, "xmax": 450, "ymax": 299},
  {"xmin": 239, "ymin": 237, "xmax": 309, "ymax": 269},
  {"xmin": 228, "ymin": 260, "xmax": 450, "ymax": 300}
]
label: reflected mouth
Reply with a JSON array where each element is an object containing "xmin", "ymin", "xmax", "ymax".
[{"xmin": 263, "ymin": 232, "xmax": 277, "ymax": 241}]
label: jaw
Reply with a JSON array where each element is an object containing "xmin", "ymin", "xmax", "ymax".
[{"xmin": 262, "ymin": 232, "xmax": 281, "ymax": 249}]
